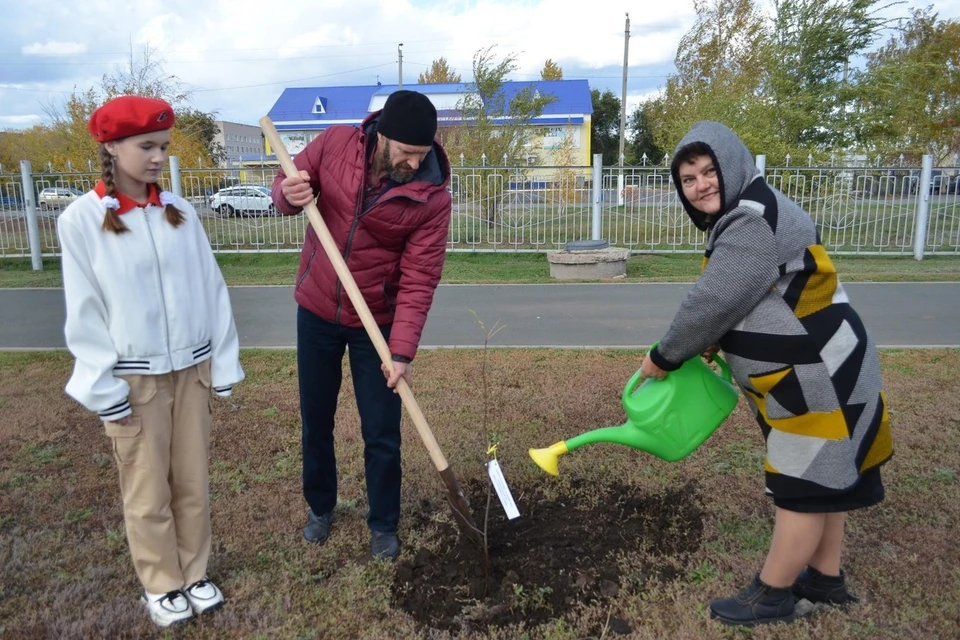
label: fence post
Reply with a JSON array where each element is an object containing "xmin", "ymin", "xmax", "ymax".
[
  {"xmin": 913, "ymin": 154, "xmax": 933, "ymax": 261},
  {"xmin": 169, "ymin": 156, "xmax": 183, "ymax": 197},
  {"xmin": 592, "ymin": 153, "xmax": 603, "ymax": 240},
  {"xmin": 617, "ymin": 153, "xmax": 625, "ymax": 206},
  {"xmin": 755, "ymin": 154, "xmax": 766, "ymax": 179},
  {"xmin": 20, "ymin": 160, "xmax": 42, "ymax": 271}
]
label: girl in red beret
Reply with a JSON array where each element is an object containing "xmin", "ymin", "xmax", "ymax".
[{"xmin": 57, "ymin": 95, "xmax": 244, "ymax": 628}]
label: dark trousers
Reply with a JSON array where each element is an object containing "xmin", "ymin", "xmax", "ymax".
[{"xmin": 297, "ymin": 306, "xmax": 402, "ymax": 533}]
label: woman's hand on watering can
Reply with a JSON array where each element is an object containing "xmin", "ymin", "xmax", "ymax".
[
  {"xmin": 640, "ymin": 353, "xmax": 668, "ymax": 380},
  {"xmin": 701, "ymin": 344, "xmax": 720, "ymax": 362}
]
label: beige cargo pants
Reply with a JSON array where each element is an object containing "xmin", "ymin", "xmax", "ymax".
[{"xmin": 104, "ymin": 360, "xmax": 213, "ymax": 594}]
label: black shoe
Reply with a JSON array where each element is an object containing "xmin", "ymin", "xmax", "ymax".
[
  {"xmin": 303, "ymin": 510, "xmax": 333, "ymax": 544},
  {"xmin": 793, "ymin": 566, "xmax": 859, "ymax": 607},
  {"xmin": 710, "ymin": 574, "xmax": 797, "ymax": 626},
  {"xmin": 371, "ymin": 531, "xmax": 400, "ymax": 560}
]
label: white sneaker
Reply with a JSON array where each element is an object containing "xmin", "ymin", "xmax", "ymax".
[
  {"xmin": 141, "ymin": 590, "xmax": 193, "ymax": 627},
  {"xmin": 184, "ymin": 578, "xmax": 224, "ymax": 615}
]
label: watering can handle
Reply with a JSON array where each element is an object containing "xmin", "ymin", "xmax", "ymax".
[
  {"xmin": 623, "ymin": 351, "xmax": 734, "ymax": 404},
  {"xmin": 712, "ymin": 352, "xmax": 733, "ymax": 383},
  {"xmin": 622, "ymin": 368, "xmax": 646, "ymax": 406}
]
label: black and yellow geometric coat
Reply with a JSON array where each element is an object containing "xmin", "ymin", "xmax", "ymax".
[{"xmin": 649, "ymin": 121, "xmax": 893, "ymax": 500}]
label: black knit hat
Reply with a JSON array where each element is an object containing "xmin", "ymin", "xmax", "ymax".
[{"xmin": 376, "ymin": 90, "xmax": 437, "ymax": 146}]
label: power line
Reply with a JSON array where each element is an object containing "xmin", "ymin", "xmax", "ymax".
[{"xmin": 179, "ymin": 63, "xmax": 398, "ymax": 92}]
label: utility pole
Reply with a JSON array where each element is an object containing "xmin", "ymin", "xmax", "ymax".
[
  {"xmin": 617, "ymin": 13, "xmax": 630, "ymax": 206},
  {"xmin": 398, "ymin": 43, "xmax": 404, "ymax": 89},
  {"xmin": 618, "ymin": 13, "xmax": 630, "ymax": 167}
]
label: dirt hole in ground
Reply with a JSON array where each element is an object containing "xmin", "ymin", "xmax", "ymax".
[{"xmin": 392, "ymin": 480, "xmax": 703, "ymax": 635}]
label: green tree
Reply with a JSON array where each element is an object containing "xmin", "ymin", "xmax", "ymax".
[
  {"xmin": 0, "ymin": 127, "xmax": 63, "ymax": 172},
  {"xmin": 854, "ymin": 8, "xmax": 960, "ymax": 162},
  {"xmin": 447, "ymin": 46, "xmax": 557, "ymax": 166},
  {"xmin": 177, "ymin": 109, "xmax": 227, "ymax": 166},
  {"xmin": 766, "ymin": 0, "xmax": 892, "ymax": 149},
  {"xmin": 540, "ymin": 59, "xmax": 563, "ymax": 80},
  {"xmin": 444, "ymin": 46, "xmax": 557, "ymax": 225},
  {"xmin": 26, "ymin": 46, "xmax": 221, "ymax": 170},
  {"xmin": 589, "ymin": 89, "xmax": 621, "ymax": 165},
  {"xmin": 44, "ymin": 89, "xmax": 101, "ymax": 171},
  {"xmin": 627, "ymin": 102, "xmax": 665, "ymax": 165},
  {"xmin": 417, "ymin": 57, "xmax": 462, "ymax": 84},
  {"xmin": 646, "ymin": 0, "xmax": 777, "ymax": 156}
]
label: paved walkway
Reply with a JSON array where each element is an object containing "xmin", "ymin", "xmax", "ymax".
[{"xmin": 2, "ymin": 283, "xmax": 958, "ymax": 350}]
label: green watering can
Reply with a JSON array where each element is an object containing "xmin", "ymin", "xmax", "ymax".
[{"xmin": 529, "ymin": 353, "xmax": 739, "ymax": 476}]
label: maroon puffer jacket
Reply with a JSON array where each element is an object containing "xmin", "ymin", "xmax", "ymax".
[{"xmin": 271, "ymin": 112, "xmax": 452, "ymax": 361}]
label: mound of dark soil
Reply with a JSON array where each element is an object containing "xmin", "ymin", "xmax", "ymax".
[{"xmin": 392, "ymin": 480, "xmax": 703, "ymax": 634}]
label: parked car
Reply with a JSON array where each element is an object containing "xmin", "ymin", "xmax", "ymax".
[
  {"xmin": 933, "ymin": 171, "xmax": 958, "ymax": 195},
  {"xmin": 208, "ymin": 185, "xmax": 276, "ymax": 217},
  {"xmin": 909, "ymin": 169, "xmax": 955, "ymax": 195},
  {"xmin": 0, "ymin": 193, "xmax": 24, "ymax": 209},
  {"xmin": 38, "ymin": 187, "xmax": 84, "ymax": 210}
]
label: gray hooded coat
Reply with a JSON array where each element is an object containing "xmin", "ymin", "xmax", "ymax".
[{"xmin": 650, "ymin": 121, "xmax": 892, "ymax": 501}]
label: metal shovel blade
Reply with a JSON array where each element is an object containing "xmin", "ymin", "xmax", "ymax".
[{"xmin": 440, "ymin": 467, "xmax": 483, "ymax": 546}]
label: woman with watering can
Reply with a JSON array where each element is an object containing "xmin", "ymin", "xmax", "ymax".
[{"xmin": 640, "ymin": 121, "xmax": 893, "ymax": 627}]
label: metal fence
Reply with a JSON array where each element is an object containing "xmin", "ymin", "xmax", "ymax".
[{"xmin": 1, "ymin": 156, "xmax": 958, "ymax": 260}]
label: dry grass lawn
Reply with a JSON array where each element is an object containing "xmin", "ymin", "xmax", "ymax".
[{"xmin": 1, "ymin": 348, "xmax": 958, "ymax": 639}]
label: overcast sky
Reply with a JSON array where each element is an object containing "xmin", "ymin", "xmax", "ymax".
[{"xmin": 1, "ymin": 0, "xmax": 957, "ymax": 130}]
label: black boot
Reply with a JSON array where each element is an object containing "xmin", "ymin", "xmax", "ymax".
[
  {"xmin": 793, "ymin": 566, "xmax": 859, "ymax": 607},
  {"xmin": 710, "ymin": 574, "xmax": 797, "ymax": 626},
  {"xmin": 370, "ymin": 531, "xmax": 400, "ymax": 560},
  {"xmin": 303, "ymin": 510, "xmax": 333, "ymax": 544}
]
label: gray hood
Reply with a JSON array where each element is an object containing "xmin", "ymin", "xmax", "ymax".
[{"xmin": 671, "ymin": 121, "xmax": 761, "ymax": 231}]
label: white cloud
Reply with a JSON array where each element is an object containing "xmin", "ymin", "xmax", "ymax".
[
  {"xmin": 21, "ymin": 40, "xmax": 88, "ymax": 56},
  {"xmin": 0, "ymin": 0, "xmax": 957, "ymax": 131},
  {"xmin": 0, "ymin": 114, "xmax": 43, "ymax": 126},
  {"xmin": 625, "ymin": 89, "xmax": 665, "ymax": 113}
]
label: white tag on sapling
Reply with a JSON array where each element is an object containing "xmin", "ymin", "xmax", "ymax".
[{"xmin": 486, "ymin": 459, "xmax": 520, "ymax": 520}]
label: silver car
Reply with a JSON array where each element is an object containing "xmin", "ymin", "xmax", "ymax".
[
  {"xmin": 209, "ymin": 185, "xmax": 276, "ymax": 217},
  {"xmin": 38, "ymin": 187, "xmax": 84, "ymax": 210}
]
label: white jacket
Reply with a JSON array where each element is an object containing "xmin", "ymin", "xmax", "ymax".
[{"xmin": 58, "ymin": 190, "xmax": 244, "ymax": 422}]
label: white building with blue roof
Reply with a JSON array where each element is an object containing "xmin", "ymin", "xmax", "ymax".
[{"xmin": 261, "ymin": 80, "xmax": 594, "ymax": 167}]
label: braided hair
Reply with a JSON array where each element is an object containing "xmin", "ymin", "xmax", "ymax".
[
  {"xmin": 99, "ymin": 144, "xmax": 186, "ymax": 233},
  {"xmin": 99, "ymin": 145, "xmax": 128, "ymax": 234}
]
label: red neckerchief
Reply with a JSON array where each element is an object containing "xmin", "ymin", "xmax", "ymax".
[{"xmin": 94, "ymin": 180, "xmax": 162, "ymax": 215}]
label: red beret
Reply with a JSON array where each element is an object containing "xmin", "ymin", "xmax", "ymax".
[{"xmin": 87, "ymin": 95, "xmax": 176, "ymax": 143}]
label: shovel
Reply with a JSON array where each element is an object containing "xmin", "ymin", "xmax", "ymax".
[{"xmin": 259, "ymin": 116, "xmax": 482, "ymax": 546}]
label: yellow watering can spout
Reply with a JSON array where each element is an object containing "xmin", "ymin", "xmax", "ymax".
[
  {"xmin": 528, "ymin": 442, "xmax": 569, "ymax": 476},
  {"xmin": 529, "ymin": 352, "xmax": 739, "ymax": 476}
]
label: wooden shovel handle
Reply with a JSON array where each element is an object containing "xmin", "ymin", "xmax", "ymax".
[{"xmin": 259, "ymin": 116, "xmax": 450, "ymax": 473}]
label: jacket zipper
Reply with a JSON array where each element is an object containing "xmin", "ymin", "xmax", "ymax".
[
  {"xmin": 141, "ymin": 208, "xmax": 173, "ymax": 364},
  {"xmin": 332, "ymin": 140, "xmax": 438, "ymax": 322},
  {"xmin": 383, "ymin": 280, "xmax": 394, "ymax": 314},
  {"xmin": 335, "ymin": 172, "xmax": 369, "ymax": 324},
  {"xmin": 297, "ymin": 248, "xmax": 316, "ymax": 288}
]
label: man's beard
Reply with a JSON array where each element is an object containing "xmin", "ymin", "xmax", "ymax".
[{"xmin": 382, "ymin": 145, "xmax": 416, "ymax": 184}]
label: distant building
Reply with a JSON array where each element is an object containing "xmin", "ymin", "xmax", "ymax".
[
  {"xmin": 214, "ymin": 121, "xmax": 265, "ymax": 167},
  {"xmin": 262, "ymin": 80, "xmax": 594, "ymax": 167}
]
